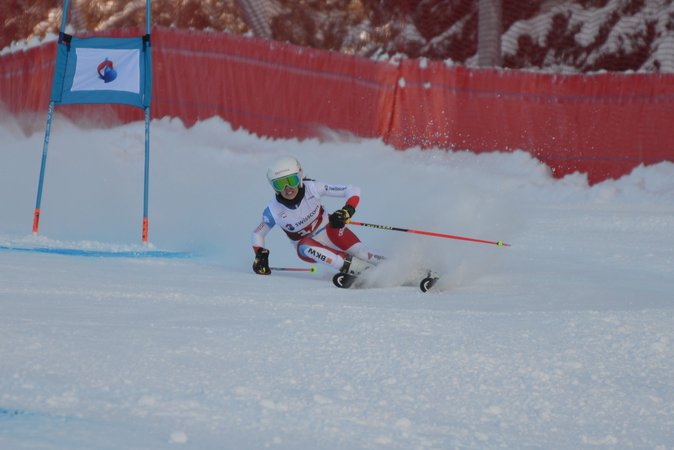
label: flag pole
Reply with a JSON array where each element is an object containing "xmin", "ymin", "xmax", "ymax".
[
  {"xmin": 33, "ymin": 0, "xmax": 71, "ymax": 235},
  {"xmin": 142, "ymin": 106, "xmax": 150, "ymax": 244},
  {"xmin": 33, "ymin": 102, "xmax": 55, "ymax": 234},
  {"xmin": 146, "ymin": 0, "xmax": 151, "ymax": 33},
  {"xmin": 60, "ymin": 0, "xmax": 71, "ymax": 31},
  {"xmin": 141, "ymin": 0, "xmax": 151, "ymax": 244}
]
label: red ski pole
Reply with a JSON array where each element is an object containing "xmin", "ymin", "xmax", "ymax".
[{"xmin": 349, "ymin": 221, "xmax": 510, "ymax": 247}]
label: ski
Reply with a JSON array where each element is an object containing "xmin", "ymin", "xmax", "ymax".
[
  {"xmin": 418, "ymin": 270, "xmax": 440, "ymax": 292},
  {"xmin": 332, "ymin": 272, "xmax": 358, "ymax": 289},
  {"xmin": 332, "ymin": 270, "xmax": 440, "ymax": 292},
  {"xmin": 419, "ymin": 274, "xmax": 440, "ymax": 292}
]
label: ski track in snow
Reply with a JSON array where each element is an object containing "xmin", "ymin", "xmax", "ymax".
[{"xmin": 1, "ymin": 115, "xmax": 674, "ymax": 449}]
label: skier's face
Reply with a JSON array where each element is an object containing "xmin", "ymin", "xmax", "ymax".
[
  {"xmin": 279, "ymin": 184, "xmax": 299, "ymax": 200},
  {"xmin": 271, "ymin": 173, "xmax": 301, "ymax": 200}
]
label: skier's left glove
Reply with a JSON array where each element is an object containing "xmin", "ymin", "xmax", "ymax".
[
  {"xmin": 253, "ymin": 248, "xmax": 271, "ymax": 275},
  {"xmin": 329, "ymin": 205, "xmax": 355, "ymax": 229}
]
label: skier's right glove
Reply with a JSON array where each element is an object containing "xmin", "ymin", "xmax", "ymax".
[
  {"xmin": 253, "ymin": 247, "xmax": 271, "ymax": 275},
  {"xmin": 329, "ymin": 205, "xmax": 355, "ymax": 229}
]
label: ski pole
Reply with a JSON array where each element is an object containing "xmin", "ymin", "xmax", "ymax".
[
  {"xmin": 349, "ymin": 221, "xmax": 510, "ymax": 247},
  {"xmin": 270, "ymin": 266, "xmax": 318, "ymax": 273}
]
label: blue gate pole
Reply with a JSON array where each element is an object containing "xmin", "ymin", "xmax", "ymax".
[
  {"xmin": 146, "ymin": 0, "xmax": 151, "ymax": 33},
  {"xmin": 142, "ymin": 106, "xmax": 150, "ymax": 244},
  {"xmin": 33, "ymin": 101, "xmax": 55, "ymax": 234},
  {"xmin": 60, "ymin": 0, "xmax": 71, "ymax": 30},
  {"xmin": 142, "ymin": 0, "xmax": 152, "ymax": 244},
  {"xmin": 33, "ymin": 0, "xmax": 70, "ymax": 234}
]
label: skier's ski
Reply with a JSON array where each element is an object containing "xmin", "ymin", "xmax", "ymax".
[
  {"xmin": 419, "ymin": 273, "xmax": 440, "ymax": 293},
  {"xmin": 332, "ymin": 272, "xmax": 358, "ymax": 289},
  {"xmin": 333, "ymin": 270, "xmax": 440, "ymax": 292}
]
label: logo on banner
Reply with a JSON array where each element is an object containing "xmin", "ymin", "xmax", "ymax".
[
  {"xmin": 97, "ymin": 58, "xmax": 117, "ymax": 83},
  {"xmin": 71, "ymin": 48, "xmax": 140, "ymax": 93}
]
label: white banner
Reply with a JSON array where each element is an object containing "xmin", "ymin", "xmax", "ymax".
[{"xmin": 71, "ymin": 48, "xmax": 141, "ymax": 93}]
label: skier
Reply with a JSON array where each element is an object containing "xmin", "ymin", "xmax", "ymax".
[{"xmin": 251, "ymin": 155, "xmax": 384, "ymax": 279}]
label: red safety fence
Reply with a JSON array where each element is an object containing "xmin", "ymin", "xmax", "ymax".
[
  {"xmin": 1, "ymin": 43, "xmax": 54, "ymax": 117},
  {"xmin": 2, "ymin": 27, "xmax": 673, "ymax": 184},
  {"xmin": 388, "ymin": 59, "xmax": 674, "ymax": 183},
  {"xmin": 152, "ymin": 30, "xmax": 397, "ymax": 139}
]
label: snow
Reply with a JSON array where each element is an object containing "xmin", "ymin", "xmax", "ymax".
[
  {"xmin": 650, "ymin": 35, "xmax": 674, "ymax": 71},
  {"xmin": 501, "ymin": 0, "xmax": 674, "ymax": 73},
  {"xmin": 0, "ymin": 32, "xmax": 58, "ymax": 56},
  {"xmin": 1, "ymin": 113, "xmax": 674, "ymax": 449}
]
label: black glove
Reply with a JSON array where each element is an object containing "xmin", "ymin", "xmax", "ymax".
[
  {"xmin": 329, "ymin": 205, "xmax": 355, "ymax": 229},
  {"xmin": 252, "ymin": 248, "xmax": 271, "ymax": 275}
]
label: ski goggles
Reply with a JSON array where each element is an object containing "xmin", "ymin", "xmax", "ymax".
[{"xmin": 271, "ymin": 173, "xmax": 301, "ymax": 192}]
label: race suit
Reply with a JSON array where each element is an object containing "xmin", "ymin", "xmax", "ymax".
[{"xmin": 251, "ymin": 179, "xmax": 383, "ymax": 271}]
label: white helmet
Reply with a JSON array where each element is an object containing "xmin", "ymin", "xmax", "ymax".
[{"xmin": 266, "ymin": 156, "xmax": 304, "ymax": 187}]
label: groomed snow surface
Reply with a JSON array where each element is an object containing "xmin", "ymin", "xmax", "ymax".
[{"xmin": 1, "ymin": 115, "xmax": 673, "ymax": 449}]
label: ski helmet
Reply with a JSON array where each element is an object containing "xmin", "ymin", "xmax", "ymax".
[{"xmin": 266, "ymin": 156, "xmax": 304, "ymax": 189}]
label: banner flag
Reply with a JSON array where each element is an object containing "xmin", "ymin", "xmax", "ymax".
[
  {"xmin": 50, "ymin": 34, "xmax": 152, "ymax": 109},
  {"xmin": 33, "ymin": 0, "xmax": 154, "ymax": 243}
]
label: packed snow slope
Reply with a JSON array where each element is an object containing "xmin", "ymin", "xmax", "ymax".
[{"xmin": 1, "ymin": 114, "xmax": 674, "ymax": 449}]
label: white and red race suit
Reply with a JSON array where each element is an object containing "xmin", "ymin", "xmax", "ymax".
[{"xmin": 251, "ymin": 179, "xmax": 383, "ymax": 271}]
